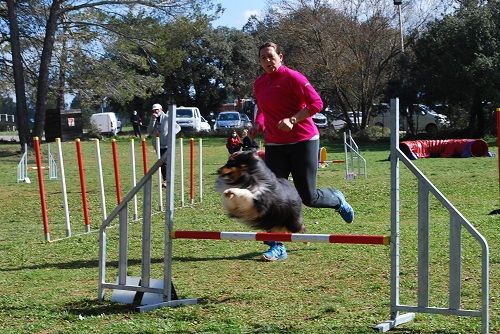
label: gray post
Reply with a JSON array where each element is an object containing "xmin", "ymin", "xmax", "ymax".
[{"xmin": 164, "ymin": 104, "xmax": 177, "ymax": 302}]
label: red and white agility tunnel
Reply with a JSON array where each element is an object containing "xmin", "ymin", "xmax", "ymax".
[
  {"xmin": 171, "ymin": 230, "xmax": 390, "ymax": 245},
  {"xmin": 400, "ymin": 139, "xmax": 490, "ymax": 160}
]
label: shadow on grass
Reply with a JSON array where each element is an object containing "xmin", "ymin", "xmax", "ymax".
[
  {"xmin": 0, "ymin": 148, "xmax": 20, "ymax": 157},
  {"xmin": 64, "ymin": 298, "xmax": 137, "ymax": 316},
  {"xmin": 1, "ymin": 245, "xmax": 319, "ymax": 272},
  {"xmin": 387, "ymin": 328, "xmax": 463, "ymax": 334}
]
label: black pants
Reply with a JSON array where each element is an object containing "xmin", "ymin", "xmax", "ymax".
[
  {"xmin": 160, "ymin": 147, "xmax": 168, "ymax": 181},
  {"xmin": 264, "ymin": 139, "xmax": 340, "ymax": 209},
  {"xmin": 133, "ymin": 125, "xmax": 141, "ymax": 137}
]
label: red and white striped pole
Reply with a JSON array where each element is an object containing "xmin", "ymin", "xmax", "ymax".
[
  {"xmin": 34, "ymin": 137, "xmax": 50, "ymax": 241},
  {"xmin": 171, "ymin": 230, "xmax": 390, "ymax": 245}
]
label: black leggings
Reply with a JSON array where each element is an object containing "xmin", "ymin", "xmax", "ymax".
[
  {"xmin": 160, "ymin": 147, "xmax": 168, "ymax": 181},
  {"xmin": 264, "ymin": 139, "xmax": 340, "ymax": 209}
]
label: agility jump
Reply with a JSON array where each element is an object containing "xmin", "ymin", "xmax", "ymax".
[
  {"xmin": 170, "ymin": 230, "xmax": 389, "ymax": 245},
  {"xmin": 98, "ymin": 101, "xmax": 489, "ymax": 333}
]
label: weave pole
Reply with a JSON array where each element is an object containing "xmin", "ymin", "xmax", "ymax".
[
  {"xmin": 34, "ymin": 137, "xmax": 50, "ymax": 242},
  {"xmin": 189, "ymin": 138, "xmax": 194, "ymax": 205},
  {"xmin": 111, "ymin": 139, "xmax": 122, "ymax": 204},
  {"xmin": 130, "ymin": 139, "xmax": 138, "ymax": 220},
  {"xmin": 156, "ymin": 136, "xmax": 163, "ymax": 212},
  {"xmin": 95, "ymin": 139, "xmax": 107, "ymax": 221},
  {"xmin": 179, "ymin": 138, "xmax": 185, "ymax": 207},
  {"xmin": 199, "ymin": 138, "xmax": 203, "ymax": 203},
  {"xmin": 171, "ymin": 230, "xmax": 390, "ymax": 245},
  {"xmin": 75, "ymin": 138, "xmax": 91, "ymax": 232},
  {"xmin": 56, "ymin": 138, "xmax": 71, "ymax": 237},
  {"xmin": 141, "ymin": 138, "xmax": 148, "ymax": 175}
]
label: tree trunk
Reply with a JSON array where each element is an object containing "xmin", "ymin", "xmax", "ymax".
[
  {"xmin": 33, "ymin": 0, "xmax": 63, "ymax": 138},
  {"xmin": 56, "ymin": 14, "xmax": 69, "ymax": 112},
  {"xmin": 6, "ymin": 0, "xmax": 30, "ymax": 149}
]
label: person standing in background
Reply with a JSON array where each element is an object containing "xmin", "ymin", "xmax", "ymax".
[
  {"xmin": 130, "ymin": 110, "xmax": 142, "ymax": 137},
  {"xmin": 147, "ymin": 103, "xmax": 180, "ymax": 186}
]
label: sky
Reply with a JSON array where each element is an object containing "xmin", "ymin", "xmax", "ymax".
[{"xmin": 212, "ymin": 0, "xmax": 268, "ymax": 29}]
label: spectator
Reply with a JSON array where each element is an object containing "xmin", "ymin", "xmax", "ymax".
[
  {"xmin": 147, "ymin": 103, "xmax": 180, "ymax": 186},
  {"xmin": 241, "ymin": 128, "xmax": 259, "ymax": 151},
  {"xmin": 130, "ymin": 110, "xmax": 142, "ymax": 137},
  {"xmin": 226, "ymin": 130, "xmax": 242, "ymax": 154}
]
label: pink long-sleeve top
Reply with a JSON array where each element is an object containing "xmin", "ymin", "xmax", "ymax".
[{"xmin": 254, "ymin": 65, "xmax": 323, "ymax": 144}]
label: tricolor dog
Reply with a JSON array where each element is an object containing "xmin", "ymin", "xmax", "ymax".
[{"xmin": 216, "ymin": 151, "xmax": 304, "ymax": 233}]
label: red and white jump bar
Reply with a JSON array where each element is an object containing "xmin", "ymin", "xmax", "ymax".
[{"xmin": 171, "ymin": 230, "xmax": 390, "ymax": 245}]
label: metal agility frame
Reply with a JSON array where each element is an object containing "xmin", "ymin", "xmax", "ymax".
[
  {"xmin": 343, "ymin": 130, "xmax": 367, "ymax": 179},
  {"xmin": 375, "ymin": 98, "xmax": 489, "ymax": 333},
  {"xmin": 97, "ymin": 100, "xmax": 489, "ymax": 332}
]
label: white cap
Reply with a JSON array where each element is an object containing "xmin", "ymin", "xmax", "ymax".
[{"xmin": 152, "ymin": 103, "xmax": 162, "ymax": 110}]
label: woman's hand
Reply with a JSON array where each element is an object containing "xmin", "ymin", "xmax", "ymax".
[{"xmin": 277, "ymin": 118, "xmax": 294, "ymax": 132}]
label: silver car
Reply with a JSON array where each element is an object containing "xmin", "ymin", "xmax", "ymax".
[
  {"xmin": 240, "ymin": 113, "xmax": 253, "ymax": 128},
  {"xmin": 214, "ymin": 111, "xmax": 244, "ymax": 130}
]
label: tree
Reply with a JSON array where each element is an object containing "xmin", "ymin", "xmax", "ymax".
[
  {"xmin": 411, "ymin": 1, "xmax": 499, "ymax": 135},
  {"xmin": 246, "ymin": 0, "xmax": 448, "ymax": 131},
  {"xmin": 1, "ymin": 0, "xmax": 219, "ymax": 147},
  {"xmin": 137, "ymin": 20, "xmax": 256, "ymax": 116},
  {"xmin": 164, "ymin": 26, "xmax": 256, "ymax": 115},
  {"xmin": 5, "ymin": 0, "xmax": 30, "ymax": 147},
  {"xmin": 249, "ymin": 0, "xmax": 404, "ymax": 130}
]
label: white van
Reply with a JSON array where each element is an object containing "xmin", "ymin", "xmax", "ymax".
[
  {"xmin": 370, "ymin": 103, "xmax": 449, "ymax": 134},
  {"xmin": 90, "ymin": 112, "xmax": 122, "ymax": 135},
  {"xmin": 175, "ymin": 106, "xmax": 202, "ymax": 132}
]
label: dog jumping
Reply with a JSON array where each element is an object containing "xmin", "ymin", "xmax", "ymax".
[{"xmin": 215, "ymin": 150, "xmax": 304, "ymax": 234}]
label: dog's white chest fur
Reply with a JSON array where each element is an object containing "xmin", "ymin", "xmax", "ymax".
[{"xmin": 222, "ymin": 188, "xmax": 261, "ymax": 221}]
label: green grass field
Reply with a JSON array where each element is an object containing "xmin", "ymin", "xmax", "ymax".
[{"xmin": 0, "ymin": 134, "xmax": 498, "ymax": 333}]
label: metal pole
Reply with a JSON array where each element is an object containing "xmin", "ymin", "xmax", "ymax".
[
  {"xmin": 95, "ymin": 139, "xmax": 107, "ymax": 221},
  {"xmin": 390, "ymin": 98, "xmax": 401, "ymax": 322},
  {"xmin": 179, "ymin": 138, "xmax": 185, "ymax": 207},
  {"xmin": 156, "ymin": 136, "xmax": 163, "ymax": 212},
  {"xmin": 164, "ymin": 104, "xmax": 177, "ymax": 302},
  {"xmin": 398, "ymin": 4, "xmax": 404, "ymax": 53},
  {"xmin": 199, "ymin": 138, "xmax": 203, "ymax": 203},
  {"xmin": 56, "ymin": 138, "xmax": 71, "ymax": 237},
  {"xmin": 111, "ymin": 139, "xmax": 122, "ymax": 204},
  {"xmin": 131, "ymin": 139, "xmax": 138, "ymax": 220}
]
